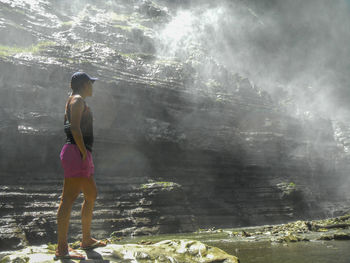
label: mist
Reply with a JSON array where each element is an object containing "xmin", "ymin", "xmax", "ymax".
[{"xmin": 156, "ymin": 0, "xmax": 350, "ymax": 119}]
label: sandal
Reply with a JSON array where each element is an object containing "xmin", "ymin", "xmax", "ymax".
[
  {"xmin": 80, "ymin": 240, "xmax": 107, "ymax": 250},
  {"xmin": 54, "ymin": 250, "xmax": 86, "ymax": 260}
]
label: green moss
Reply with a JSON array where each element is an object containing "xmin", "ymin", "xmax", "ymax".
[
  {"xmin": 119, "ymin": 52, "xmax": 155, "ymax": 60},
  {"xmin": 130, "ymin": 23, "xmax": 152, "ymax": 32},
  {"xmin": 110, "ymin": 11, "xmax": 152, "ymax": 33},
  {"xmin": 0, "ymin": 256, "xmax": 29, "ymax": 263},
  {"xmin": 0, "ymin": 41, "xmax": 56, "ymax": 57},
  {"xmin": 61, "ymin": 20, "xmax": 74, "ymax": 27},
  {"xmin": 34, "ymin": 41, "xmax": 56, "ymax": 52},
  {"xmin": 110, "ymin": 12, "xmax": 130, "ymax": 22},
  {"xmin": 289, "ymin": 182, "xmax": 296, "ymax": 187},
  {"xmin": 157, "ymin": 182, "xmax": 173, "ymax": 187},
  {"xmin": 0, "ymin": 45, "xmax": 24, "ymax": 56},
  {"xmin": 317, "ymin": 228, "xmax": 329, "ymax": 232},
  {"xmin": 1, "ymin": 4, "xmax": 26, "ymax": 16},
  {"xmin": 46, "ymin": 242, "xmax": 57, "ymax": 252},
  {"xmin": 119, "ymin": 52, "xmax": 135, "ymax": 59},
  {"xmin": 206, "ymin": 79, "xmax": 221, "ymax": 88},
  {"xmin": 155, "ymin": 58, "xmax": 179, "ymax": 65},
  {"xmin": 71, "ymin": 42, "xmax": 94, "ymax": 50},
  {"xmin": 113, "ymin": 24, "xmax": 133, "ymax": 32},
  {"xmin": 110, "ymin": 11, "xmax": 152, "ymax": 25},
  {"xmin": 0, "ymin": 256, "xmax": 11, "ymax": 263},
  {"xmin": 70, "ymin": 240, "xmax": 81, "ymax": 249},
  {"xmin": 141, "ymin": 181, "xmax": 175, "ymax": 189}
]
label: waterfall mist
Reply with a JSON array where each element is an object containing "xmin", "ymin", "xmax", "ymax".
[
  {"xmin": 154, "ymin": 0, "xmax": 350, "ymax": 204},
  {"xmin": 157, "ymin": 0, "xmax": 350, "ymax": 119}
]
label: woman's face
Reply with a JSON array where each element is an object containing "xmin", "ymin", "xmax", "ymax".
[{"xmin": 84, "ymin": 80, "xmax": 93, "ymax": 97}]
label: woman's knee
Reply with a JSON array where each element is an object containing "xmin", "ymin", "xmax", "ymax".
[
  {"xmin": 83, "ymin": 187, "xmax": 97, "ymax": 203},
  {"xmin": 82, "ymin": 177, "xmax": 97, "ymax": 202},
  {"xmin": 60, "ymin": 192, "xmax": 79, "ymax": 205},
  {"xmin": 84, "ymin": 195, "xmax": 96, "ymax": 204}
]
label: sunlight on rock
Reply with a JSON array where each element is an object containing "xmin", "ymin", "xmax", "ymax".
[{"xmin": 0, "ymin": 240, "xmax": 239, "ymax": 263}]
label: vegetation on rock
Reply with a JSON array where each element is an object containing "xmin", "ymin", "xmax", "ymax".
[{"xmin": 0, "ymin": 42, "xmax": 55, "ymax": 57}]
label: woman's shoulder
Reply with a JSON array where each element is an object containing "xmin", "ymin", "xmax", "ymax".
[
  {"xmin": 69, "ymin": 95, "xmax": 85, "ymax": 105},
  {"xmin": 66, "ymin": 95, "xmax": 86, "ymax": 113}
]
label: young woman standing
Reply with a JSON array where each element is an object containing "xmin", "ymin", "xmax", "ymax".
[{"xmin": 55, "ymin": 72, "xmax": 106, "ymax": 260}]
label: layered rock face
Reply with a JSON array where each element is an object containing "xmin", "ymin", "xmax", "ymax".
[{"xmin": 0, "ymin": 0, "xmax": 349, "ymax": 250}]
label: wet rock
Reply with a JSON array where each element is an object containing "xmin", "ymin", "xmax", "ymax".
[
  {"xmin": 0, "ymin": 240, "xmax": 239, "ymax": 263},
  {"xmin": 275, "ymin": 234, "xmax": 309, "ymax": 243},
  {"xmin": 111, "ymin": 182, "xmax": 197, "ymax": 237},
  {"xmin": 276, "ymin": 182, "xmax": 298, "ymax": 198},
  {"xmin": 319, "ymin": 232, "xmax": 350, "ymax": 241},
  {"xmin": 333, "ymin": 232, "xmax": 350, "ymax": 240},
  {"xmin": 0, "ymin": 220, "xmax": 27, "ymax": 251},
  {"xmin": 137, "ymin": 0, "xmax": 169, "ymax": 18},
  {"xmin": 241, "ymin": 230, "xmax": 251, "ymax": 237},
  {"xmin": 318, "ymin": 234, "xmax": 335, "ymax": 241},
  {"xmin": 20, "ymin": 216, "xmax": 55, "ymax": 245}
]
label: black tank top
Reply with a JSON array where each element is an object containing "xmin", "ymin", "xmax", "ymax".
[{"xmin": 64, "ymin": 97, "xmax": 94, "ymax": 152}]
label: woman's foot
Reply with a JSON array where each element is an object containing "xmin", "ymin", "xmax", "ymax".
[
  {"xmin": 54, "ymin": 248, "xmax": 85, "ymax": 260},
  {"xmin": 80, "ymin": 238, "xmax": 107, "ymax": 250}
]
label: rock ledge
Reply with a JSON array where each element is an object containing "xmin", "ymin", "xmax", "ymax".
[{"xmin": 0, "ymin": 239, "xmax": 239, "ymax": 263}]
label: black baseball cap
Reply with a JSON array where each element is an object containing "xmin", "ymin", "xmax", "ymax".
[{"xmin": 71, "ymin": 72, "xmax": 98, "ymax": 86}]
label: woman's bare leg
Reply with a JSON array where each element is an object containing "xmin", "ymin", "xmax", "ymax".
[
  {"xmin": 80, "ymin": 176, "xmax": 98, "ymax": 247},
  {"xmin": 56, "ymin": 178, "xmax": 81, "ymax": 255}
]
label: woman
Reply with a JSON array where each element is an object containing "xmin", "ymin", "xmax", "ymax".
[{"xmin": 55, "ymin": 72, "xmax": 106, "ymax": 260}]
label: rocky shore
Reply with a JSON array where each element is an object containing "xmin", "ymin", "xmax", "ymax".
[
  {"xmin": 0, "ymin": 239, "xmax": 240, "ymax": 263},
  {"xmin": 197, "ymin": 214, "xmax": 350, "ymax": 243},
  {"xmin": 1, "ymin": 215, "xmax": 350, "ymax": 263}
]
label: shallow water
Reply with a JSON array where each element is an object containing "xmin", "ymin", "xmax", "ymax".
[
  {"xmin": 208, "ymin": 240, "xmax": 350, "ymax": 263},
  {"xmin": 119, "ymin": 231, "xmax": 350, "ymax": 263}
]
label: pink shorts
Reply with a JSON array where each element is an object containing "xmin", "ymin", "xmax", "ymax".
[{"xmin": 60, "ymin": 144, "xmax": 94, "ymax": 178}]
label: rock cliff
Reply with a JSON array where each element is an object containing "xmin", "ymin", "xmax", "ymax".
[{"xmin": 0, "ymin": 0, "xmax": 349, "ymax": 250}]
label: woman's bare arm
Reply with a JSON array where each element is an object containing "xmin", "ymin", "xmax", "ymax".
[{"xmin": 69, "ymin": 96, "xmax": 87, "ymax": 160}]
